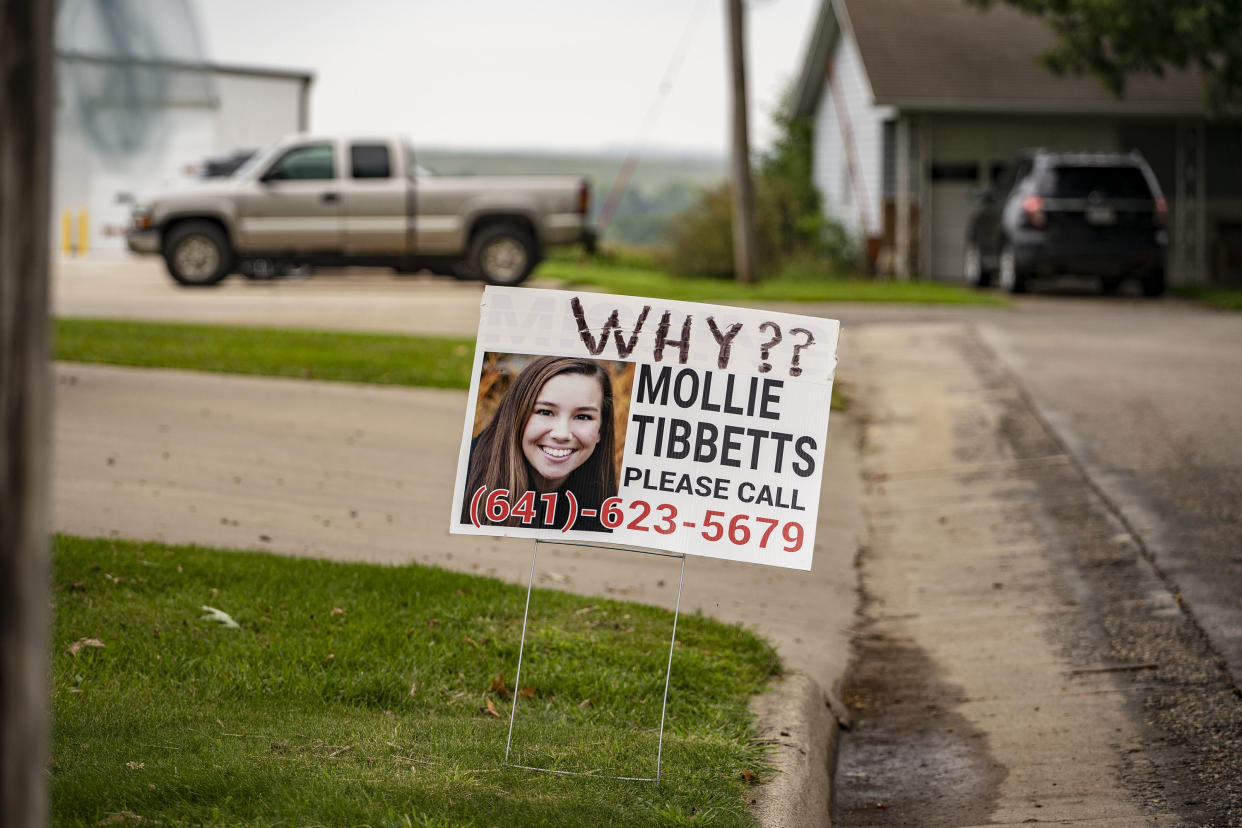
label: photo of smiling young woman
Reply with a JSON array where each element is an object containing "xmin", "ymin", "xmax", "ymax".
[{"xmin": 460, "ymin": 354, "xmax": 632, "ymax": 532}]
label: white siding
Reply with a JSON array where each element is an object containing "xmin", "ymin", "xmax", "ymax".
[
  {"xmin": 812, "ymin": 32, "xmax": 892, "ymax": 239},
  {"xmin": 215, "ymin": 73, "xmax": 306, "ymax": 152}
]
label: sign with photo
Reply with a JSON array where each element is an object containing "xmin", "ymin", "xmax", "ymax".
[{"xmin": 449, "ymin": 287, "xmax": 840, "ymax": 570}]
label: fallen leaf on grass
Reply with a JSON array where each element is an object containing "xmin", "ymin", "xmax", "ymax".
[
  {"xmin": 488, "ymin": 673, "xmax": 508, "ymax": 696},
  {"xmin": 200, "ymin": 606, "xmax": 240, "ymax": 629},
  {"xmin": 482, "ymin": 699, "xmax": 500, "ymax": 718},
  {"xmin": 66, "ymin": 638, "xmax": 105, "ymax": 656},
  {"xmin": 517, "ymin": 687, "xmax": 535, "ymax": 700},
  {"xmin": 740, "ymin": 769, "xmax": 756, "ymax": 783},
  {"xmin": 408, "ymin": 680, "xmax": 418, "ymax": 697},
  {"xmin": 577, "ymin": 698, "xmax": 594, "ymax": 709},
  {"xmin": 330, "ymin": 607, "xmax": 346, "ymax": 617}
]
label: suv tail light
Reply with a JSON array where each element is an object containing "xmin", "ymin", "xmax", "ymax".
[
  {"xmin": 577, "ymin": 180, "xmax": 591, "ymax": 216},
  {"xmin": 1153, "ymin": 196, "xmax": 1167, "ymax": 227},
  {"xmin": 1021, "ymin": 194, "xmax": 1046, "ymax": 228}
]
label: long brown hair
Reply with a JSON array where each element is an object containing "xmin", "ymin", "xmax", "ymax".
[{"xmin": 463, "ymin": 356, "xmax": 617, "ymax": 526}]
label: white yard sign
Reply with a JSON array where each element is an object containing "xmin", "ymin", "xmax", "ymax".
[{"xmin": 449, "ymin": 287, "xmax": 840, "ymax": 570}]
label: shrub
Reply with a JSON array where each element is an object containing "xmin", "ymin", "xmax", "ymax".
[{"xmin": 663, "ymin": 105, "xmax": 860, "ymax": 281}]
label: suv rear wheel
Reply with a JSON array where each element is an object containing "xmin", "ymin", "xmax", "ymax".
[
  {"xmin": 163, "ymin": 221, "xmax": 232, "ymax": 287},
  {"xmin": 998, "ymin": 242, "xmax": 1028, "ymax": 294},
  {"xmin": 964, "ymin": 240, "xmax": 992, "ymax": 287},
  {"xmin": 1142, "ymin": 266, "xmax": 1166, "ymax": 298}
]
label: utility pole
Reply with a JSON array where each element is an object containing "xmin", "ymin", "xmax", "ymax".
[
  {"xmin": 1, "ymin": 0, "xmax": 54, "ymax": 826},
  {"xmin": 726, "ymin": 0, "xmax": 758, "ymax": 285}
]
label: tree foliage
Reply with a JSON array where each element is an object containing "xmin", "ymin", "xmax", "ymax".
[
  {"xmin": 665, "ymin": 102, "xmax": 857, "ymax": 281},
  {"xmin": 965, "ymin": 0, "xmax": 1242, "ymax": 108}
]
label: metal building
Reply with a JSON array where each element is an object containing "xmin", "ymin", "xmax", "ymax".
[{"xmin": 54, "ymin": 0, "xmax": 312, "ymax": 254}]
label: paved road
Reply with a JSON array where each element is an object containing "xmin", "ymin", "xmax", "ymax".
[
  {"xmin": 972, "ymin": 294, "xmax": 1242, "ymax": 684},
  {"xmin": 836, "ymin": 320, "xmax": 1242, "ymax": 825}
]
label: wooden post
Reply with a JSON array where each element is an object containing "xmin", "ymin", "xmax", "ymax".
[
  {"xmin": 726, "ymin": 0, "xmax": 758, "ymax": 285},
  {"xmin": 1, "ymin": 1, "xmax": 54, "ymax": 826}
]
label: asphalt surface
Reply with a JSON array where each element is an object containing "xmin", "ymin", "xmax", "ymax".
[
  {"xmin": 974, "ymin": 292, "xmax": 1242, "ymax": 684},
  {"xmin": 836, "ymin": 321, "xmax": 1240, "ymax": 826}
]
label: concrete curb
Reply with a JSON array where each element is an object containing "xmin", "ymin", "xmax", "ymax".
[{"xmin": 749, "ymin": 673, "xmax": 838, "ymax": 828}]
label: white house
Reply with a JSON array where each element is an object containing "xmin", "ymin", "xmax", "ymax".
[{"xmin": 789, "ymin": 0, "xmax": 1242, "ymax": 285}]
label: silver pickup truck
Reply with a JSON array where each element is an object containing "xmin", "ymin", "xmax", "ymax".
[{"xmin": 126, "ymin": 134, "xmax": 593, "ymax": 287}]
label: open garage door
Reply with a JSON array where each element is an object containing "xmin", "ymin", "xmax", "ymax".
[{"xmin": 930, "ymin": 162, "xmax": 979, "ymax": 280}]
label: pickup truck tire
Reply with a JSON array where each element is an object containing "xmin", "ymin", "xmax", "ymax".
[
  {"xmin": 469, "ymin": 223, "xmax": 538, "ymax": 286},
  {"xmin": 163, "ymin": 221, "xmax": 233, "ymax": 287}
]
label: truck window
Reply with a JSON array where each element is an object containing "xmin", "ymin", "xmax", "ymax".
[
  {"xmin": 265, "ymin": 143, "xmax": 335, "ymax": 181},
  {"xmin": 350, "ymin": 143, "xmax": 391, "ymax": 179}
]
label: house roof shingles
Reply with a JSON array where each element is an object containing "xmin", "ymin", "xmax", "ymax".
[{"xmin": 832, "ymin": 0, "xmax": 1204, "ymax": 115}]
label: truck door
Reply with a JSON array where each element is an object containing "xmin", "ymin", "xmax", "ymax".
[
  {"xmin": 341, "ymin": 141, "xmax": 409, "ymax": 255},
  {"xmin": 237, "ymin": 141, "xmax": 342, "ymax": 252}
]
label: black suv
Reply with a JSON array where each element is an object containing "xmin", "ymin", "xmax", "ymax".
[{"xmin": 964, "ymin": 150, "xmax": 1168, "ymax": 296}]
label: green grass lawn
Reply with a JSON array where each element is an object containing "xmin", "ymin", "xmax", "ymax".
[
  {"xmin": 1173, "ymin": 286, "xmax": 1242, "ymax": 311},
  {"xmin": 52, "ymin": 535, "xmax": 780, "ymax": 827},
  {"xmin": 55, "ymin": 319, "xmax": 476, "ymax": 389},
  {"xmin": 535, "ymin": 256, "xmax": 1007, "ymax": 306},
  {"xmin": 54, "ymin": 318, "xmax": 849, "ymax": 411}
]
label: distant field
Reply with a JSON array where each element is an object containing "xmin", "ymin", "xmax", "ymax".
[
  {"xmin": 416, "ymin": 147, "xmax": 724, "ymax": 193},
  {"xmin": 417, "ymin": 147, "xmax": 724, "ymax": 247}
]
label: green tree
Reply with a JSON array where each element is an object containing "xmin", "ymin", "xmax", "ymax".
[
  {"xmin": 965, "ymin": 0, "xmax": 1242, "ymax": 108},
  {"xmin": 664, "ymin": 97, "xmax": 858, "ymax": 281}
]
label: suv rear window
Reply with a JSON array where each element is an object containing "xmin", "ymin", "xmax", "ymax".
[{"xmin": 1039, "ymin": 165, "xmax": 1152, "ymax": 199}]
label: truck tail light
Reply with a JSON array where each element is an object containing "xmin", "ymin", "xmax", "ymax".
[
  {"xmin": 1153, "ymin": 196, "xmax": 1167, "ymax": 227},
  {"xmin": 577, "ymin": 180, "xmax": 591, "ymax": 216},
  {"xmin": 1021, "ymin": 194, "xmax": 1046, "ymax": 228}
]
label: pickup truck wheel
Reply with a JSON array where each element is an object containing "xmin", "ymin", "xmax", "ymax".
[
  {"xmin": 470, "ymin": 224, "xmax": 538, "ymax": 286},
  {"xmin": 164, "ymin": 221, "xmax": 232, "ymax": 287}
]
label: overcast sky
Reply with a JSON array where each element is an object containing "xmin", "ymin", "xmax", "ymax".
[{"xmin": 195, "ymin": 0, "xmax": 820, "ymax": 156}]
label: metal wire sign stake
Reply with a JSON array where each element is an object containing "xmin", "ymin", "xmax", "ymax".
[{"xmin": 504, "ymin": 539, "xmax": 686, "ymax": 784}]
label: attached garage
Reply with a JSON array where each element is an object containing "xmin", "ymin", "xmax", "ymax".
[{"xmin": 791, "ymin": 0, "xmax": 1242, "ymax": 286}]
